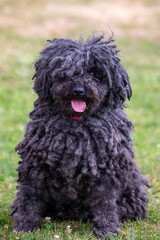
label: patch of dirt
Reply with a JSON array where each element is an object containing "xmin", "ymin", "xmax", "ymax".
[{"xmin": 0, "ymin": 0, "xmax": 160, "ymax": 40}]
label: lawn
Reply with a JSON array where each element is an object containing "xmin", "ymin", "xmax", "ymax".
[{"xmin": 0, "ymin": 0, "xmax": 160, "ymax": 239}]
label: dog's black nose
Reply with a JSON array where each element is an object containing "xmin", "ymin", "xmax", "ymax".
[
  {"xmin": 73, "ymin": 87, "xmax": 84, "ymax": 96},
  {"xmin": 73, "ymin": 84, "xmax": 85, "ymax": 96}
]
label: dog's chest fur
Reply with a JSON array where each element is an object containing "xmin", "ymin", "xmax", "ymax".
[{"xmin": 17, "ymin": 105, "xmax": 133, "ymax": 200}]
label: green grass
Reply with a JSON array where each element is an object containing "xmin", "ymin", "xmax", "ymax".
[{"xmin": 0, "ymin": 0, "xmax": 160, "ymax": 239}]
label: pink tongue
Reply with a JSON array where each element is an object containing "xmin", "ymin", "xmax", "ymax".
[{"xmin": 71, "ymin": 100, "xmax": 86, "ymax": 112}]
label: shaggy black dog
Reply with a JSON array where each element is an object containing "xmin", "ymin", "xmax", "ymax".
[{"xmin": 11, "ymin": 35, "xmax": 150, "ymax": 239}]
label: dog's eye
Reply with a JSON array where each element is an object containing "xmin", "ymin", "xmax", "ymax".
[
  {"xmin": 89, "ymin": 68, "xmax": 103, "ymax": 77},
  {"xmin": 90, "ymin": 72, "xmax": 95, "ymax": 76},
  {"xmin": 88, "ymin": 68, "xmax": 96, "ymax": 77},
  {"xmin": 95, "ymin": 71, "xmax": 104, "ymax": 81}
]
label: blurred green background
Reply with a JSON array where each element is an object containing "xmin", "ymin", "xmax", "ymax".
[{"xmin": 0, "ymin": 0, "xmax": 160, "ymax": 239}]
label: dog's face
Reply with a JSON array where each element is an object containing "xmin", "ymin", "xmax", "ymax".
[
  {"xmin": 49, "ymin": 72, "xmax": 108, "ymax": 119},
  {"xmin": 33, "ymin": 36, "xmax": 132, "ymax": 119}
]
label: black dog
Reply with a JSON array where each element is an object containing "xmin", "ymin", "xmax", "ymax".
[{"xmin": 11, "ymin": 35, "xmax": 150, "ymax": 239}]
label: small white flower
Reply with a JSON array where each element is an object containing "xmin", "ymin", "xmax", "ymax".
[
  {"xmin": 66, "ymin": 225, "xmax": 72, "ymax": 234},
  {"xmin": 54, "ymin": 235, "xmax": 60, "ymax": 239},
  {"xmin": 45, "ymin": 216, "xmax": 51, "ymax": 222}
]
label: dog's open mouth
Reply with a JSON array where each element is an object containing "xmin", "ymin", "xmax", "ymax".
[
  {"xmin": 70, "ymin": 99, "xmax": 87, "ymax": 120},
  {"xmin": 71, "ymin": 100, "xmax": 86, "ymax": 113}
]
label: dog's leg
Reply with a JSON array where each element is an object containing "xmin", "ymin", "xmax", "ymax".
[
  {"xmin": 118, "ymin": 183, "xmax": 149, "ymax": 221},
  {"xmin": 91, "ymin": 202, "xmax": 120, "ymax": 239},
  {"xmin": 11, "ymin": 184, "xmax": 47, "ymax": 232},
  {"xmin": 87, "ymin": 186, "xmax": 120, "ymax": 239}
]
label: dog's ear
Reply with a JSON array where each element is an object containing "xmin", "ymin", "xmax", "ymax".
[
  {"xmin": 32, "ymin": 38, "xmax": 76, "ymax": 102},
  {"xmin": 89, "ymin": 36, "xmax": 132, "ymax": 108},
  {"xmin": 107, "ymin": 61, "xmax": 132, "ymax": 108},
  {"xmin": 32, "ymin": 55, "xmax": 52, "ymax": 102}
]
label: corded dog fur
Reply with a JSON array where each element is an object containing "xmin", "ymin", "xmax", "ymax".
[{"xmin": 11, "ymin": 35, "xmax": 150, "ymax": 239}]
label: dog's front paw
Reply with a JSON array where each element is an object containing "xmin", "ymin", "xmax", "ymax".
[
  {"xmin": 92, "ymin": 225, "xmax": 118, "ymax": 239},
  {"xmin": 12, "ymin": 214, "xmax": 41, "ymax": 233}
]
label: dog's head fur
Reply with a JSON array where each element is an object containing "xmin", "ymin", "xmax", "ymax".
[{"xmin": 33, "ymin": 35, "xmax": 132, "ymax": 119}]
